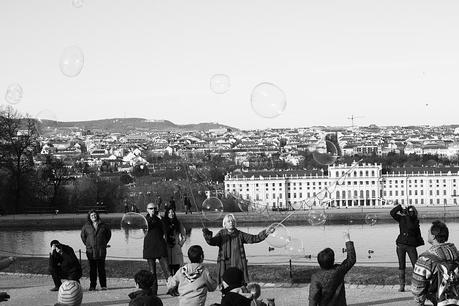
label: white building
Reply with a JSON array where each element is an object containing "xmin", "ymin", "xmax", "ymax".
[{"xmin": 224, "ymin": 163, "xmax": 459, "ymax": 209}]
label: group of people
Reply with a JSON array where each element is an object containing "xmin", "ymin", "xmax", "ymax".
[{"xmin": 3, "ymin": 201, "xmax": 459, "ymax": 306}]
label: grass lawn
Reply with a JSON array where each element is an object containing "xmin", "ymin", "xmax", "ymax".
[{"xmin": 1, "ymin": 257, "xmax": 410, "ymax": 285}]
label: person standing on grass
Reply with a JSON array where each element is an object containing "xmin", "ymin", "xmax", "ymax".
[
  {"xmin": 203, "ymin": 214, "xmax": 275, "ymax": 285},
  {"xmin": 143, "ymin": 203, "xmax": 171, "ymax": 295},
  {"xmin": 80, "ymin": 210, "xmax": 112, "ymax": 291},
  {"xmin": 48, "ymin": 240, "xmax": 82, "ymax": 292},
  {"xmin": 308, "ymin": 232, "xmax": 356, "ymax": 306},
  {"xmin": 390, "ymin": 201, "xmax": 424, "ymax": 292},
  {"xmin": 164, "ymin": 208, "xmax": 187, "ymax": 276},
  {"xmin": 184, "ymin": 195, "xmax": 192, "ymax": 214}
]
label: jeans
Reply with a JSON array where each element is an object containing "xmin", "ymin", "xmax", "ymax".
[
  {"xmin": 147, "ymin": 258, "xmax": 170, "ymax": 295},
  {"xmin": 396, "ymin": 243, "xmax": 418, "ymax": 270}
]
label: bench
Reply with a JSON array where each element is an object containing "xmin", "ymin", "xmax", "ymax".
[{"xmin": 77, "ymin": 206, "xmax": 108, "ymax": 214}]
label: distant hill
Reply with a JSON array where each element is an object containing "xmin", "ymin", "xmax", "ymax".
[{"xmin": 54, "ymin": 118, "xmax": 236, "ymax": 132}]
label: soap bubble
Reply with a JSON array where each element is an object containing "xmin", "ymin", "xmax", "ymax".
[
  {"xmin": 365, "ymin": 213, "xmax": 378, "ymax": 226},
  {"xmin": 120, "ymin": 212, "xmax": 148, "ymax": 239},
  {"xmin": 201, "ymin": 197, "xmax": 224, "ymax": 221},
  {"xmin": 251, "ymin": 82, "xmax": 286, "ymax": 118},
  {"xmin": 60, "ymin": 46, "xmax": 84, "ymax": 77},
  {"xmin": 72, "ymin": 0, "xmax": 84, "ymax": 8},
  {"xmin": 210, "ymin": 74, "xmax": 230, "ymax": 94},
  {"xmin": 35, "ymin": 109, "xmax": 58, "ymax": 136},
  {"xmin": 265, "ymin": 223, "xmax": 291, "ymax": 248},
  {"xmin": 312, "ymin": 140, "xmax": 339, "ymax": 165},
  {"xmin": 307, "ymin": 209, "xmax": 327, "ymax": 226},
  {"xmin": 5, "ymin": 83, "xmax": 23, "ymax": 105},
  {"xmin": 285, "ymin": 238, "xmax": 305, "ymax": 258}
]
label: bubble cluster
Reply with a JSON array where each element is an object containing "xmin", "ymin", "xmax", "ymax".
[
  {"xmin": 72, "ymin": 0, "xmax": 84, "ymax": 8},
  {"xmin": 201, "ymin": 197, "xmax": 224, "ymax": 221},
  {"xmin": 365, "ymin": 213, "xmax": 378, "ymax": 226},
  {"xmin": 210, "ymin": 74, "xmax": 231, "ymax": 94},
  {"xmin": 265, "ymin": 223, "xmax": 291, "ymax": 248},
  {"xmin": 307, "ymin": 209, "xmax": 327, "ymax": 226},
  {"xmin": 5, "ymin": 83, "xmax": 23, "ymax": 105},
  {"xmin": 120, "ymin": 212, "xmax": 148, "ymax": 239},
  {"xmin": 60, "ymin": 46, "xmax": 84, "ymax": 77},
  {"xmin": 312, "ymin": 140, "xmax": 339, "ymax": 165},
  {"xmin": 251, "ymin": 82, "xmax": 286, "ymax": 118}
]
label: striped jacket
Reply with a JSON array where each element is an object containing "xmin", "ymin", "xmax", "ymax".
[{"xmin": 411, "ymin": 243, "xmax": 459, "ymax": 305}]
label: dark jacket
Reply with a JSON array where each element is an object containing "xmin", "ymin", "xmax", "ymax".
[
  {"xmin": 48, "ymin": 244, "xmax": 82, "ymax": 281},
  {"xmin": 221, "ymin": 287, "xmax": 253, "ymax": 306},
  {"xmin": 128, "ymin": 288, "xmax": 163, "ymax": 306},
  {"xmin": 390, "ymin": 205, "xmax": 424, "ymax": 247},
  {"xmin": 80, "ymin": 221, "xmax": 112, "ymax": 260},
  {"xmin": 308, "ymin": 241, "xmax": 356, "ymax": 306},
  {"xmin": 143, "ymin": 214, "xmax": 167, "ymax": 259},
  {"xmin": 204, "ymin": 228, "xmax": 268, "ymax": 284}
]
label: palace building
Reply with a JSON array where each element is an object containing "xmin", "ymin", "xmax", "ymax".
[{"xmin": 224, "ymin": 163, "xmax": 459, "ymax": 209}]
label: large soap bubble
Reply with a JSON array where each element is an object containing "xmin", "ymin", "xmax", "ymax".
[
  {"xmin": 5, "ymin": 83, "xmax": 23, "ymax": 105},
  {"xmin": 210, "ymin": 74, "xmax": 230, "ymax": 94},
  {"xmin": 285, "ymin": 238, "xmax": 305, "ymax": 258},
  {"xmin": 60, "ymin": 46, "xmax": 84, "ymax": 77},
  {"xmin": 365, "ymin": 213, "xmax": 378, "ymax": 226},
  {"xmin": 201, "ymin": 197, "xmax": 224, "ymax": 221},
  {"xmin": 265, "ymin": 223, "xmax": 291, "ymax": 248},
  {"xmin": 72, "ymin": 0, "xmax": 84, "ymax": 8},
  {"xmin": 251, "ymin": 82, "xmax": 286, "ymax": 118},
  {"xmin": 312, "ymin": 140, "xmax": 339, "ymax": 165},
  {"xmin": 307, "ymin": 209, "xmax": 327, "ymax": 226},
  {"xmin": 120, "ymin": 212, "xmax": 148, "ymax": 239},
  {"xmin": 35, "ymin": 109, "xmax": 58, "ymax": 136}
]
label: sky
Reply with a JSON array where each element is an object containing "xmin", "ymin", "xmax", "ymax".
[{"xmin": 1, "ymin": 0, "xmax": 459, "ymax": 130}]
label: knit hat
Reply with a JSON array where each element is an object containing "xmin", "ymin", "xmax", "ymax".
[
  {"xmin": 222, "ymin": 267, "xmax": 244, "ymax": 288},
  {"xmin": 57, "ymin": 280, "xmax": 83, "ymax": 305}
]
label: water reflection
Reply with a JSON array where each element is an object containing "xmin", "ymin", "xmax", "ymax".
[{"xmin": 2, "ymin": 222, "xmax": 459, "ymax": 266}]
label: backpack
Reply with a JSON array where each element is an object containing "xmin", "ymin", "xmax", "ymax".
[{"xmin": 426, "ymin": 256, "xmax": 459, "ymax": 306}]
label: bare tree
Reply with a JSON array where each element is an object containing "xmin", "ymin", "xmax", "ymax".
[{"xmin": 0, "ymin": 106, "xmax": 39, "ymax": 211}]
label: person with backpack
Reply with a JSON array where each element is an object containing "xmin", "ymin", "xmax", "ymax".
[
  {"xmin": 390, "ymin": 202, "xmax": 424, "ymax": 292},
  {"xmin": 412, "ymin": 220, "xmax": 459, "ymax": 306}
]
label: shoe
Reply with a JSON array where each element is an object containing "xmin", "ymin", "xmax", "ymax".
[
  {"xmin": 101, "ymin": 287, "xmax": 107, "ymax": 291},
  {"xmin": 89, "ymin": 287, "xmax": 96, "ymax": 291},
  {"xmin": 50, "ymin": 287, "xmax": 59, "ymax": 292}
]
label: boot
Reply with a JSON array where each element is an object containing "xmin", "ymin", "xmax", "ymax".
[{"xmin": 398, "ymin": 269, "xmax": 405, "ymax": 292}]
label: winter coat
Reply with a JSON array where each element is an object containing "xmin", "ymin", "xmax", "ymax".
[
  {"xmin": 412, "ymin": 242, "xmax": 459, "ymax": 305},
  {"xmin": 167, "ymin": 262, "xmax": 218, "ymax": 306},
  {"xmin": 221, "ymin": 286, "xmax": 254, "ymax": 306},
  {"xmin": 203, "ymin": 228, "xmax": 268, "ymax": 284},
  {"xmin": 128, "ymin": 288, "xmax": 163, "ymax": 306},
  {"xmin": 48, "ymin": 244, "xmax": 82, "ymax": 281},
  {"xmin": 308, "ymin": 241, "xmax": 356, "ymax": 306},
  {"xmin": 80, "ymin": 221, "xmax": 112, "ymax": 260},
  {"xmin": 390, "ymin": 205, "xmax": 424, "ymax": 247},
  {"xmin": 143, "ymin": 214, "xmax": 167, "ymax": 259},
  {"xmin": 165, "ymin": 223, "xmax": 186, "ymax": 266}
]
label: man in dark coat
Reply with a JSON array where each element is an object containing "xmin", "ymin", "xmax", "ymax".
[
  {"xmin": 48, "ymin": 240, "xmax": 82, "ymax": 291},
  {"xmin": 81, "ymin": 210, "xmax": 112, "ymax": 291},
  {"xmin": 143, "ymin": 203, "xmax": 170, "ymax": 295},
  {"xmin": 184, "ymin": 195, "xmax": 192, "ymax": 214},
  {"xmin": 308, "ymin": 232, "xmax": 356, "ymax": 306}
]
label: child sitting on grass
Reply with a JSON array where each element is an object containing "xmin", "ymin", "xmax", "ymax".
[
  {"xmin": 247, "ymin": 283, "xmax": 267, "ymax": 306},
  {"xmin": 128, "ymin": 270, "xmax": 163, "ymax": 306},
  {"xmin": 167, "ymin": 245, "xmax": 217, "ymax": 306}
]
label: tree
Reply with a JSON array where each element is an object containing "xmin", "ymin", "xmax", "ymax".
[
  {"xmin": 39, "ymin": 155, "xmax": 70, "ymax": 207},
  {"xmin": 0, "ymin": 106, "xmax": 39, "ymax": 211}
]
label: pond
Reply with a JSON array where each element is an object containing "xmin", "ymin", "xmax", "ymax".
[{"xmin": 2, "ymin": 221, "xmax": 458, "ymax": 267}]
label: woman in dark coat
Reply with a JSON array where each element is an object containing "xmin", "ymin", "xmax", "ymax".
[
  {"xmin": 80, "ymin": 210, "xmax": 112, "ymax": 290},
  {"xmin": 143, "ymin": 203, "xmax": 170, "ymax": 295},
  {"xmin": 203, "ymin": 213, "xmax": 275, "ymax": 284},
  {"xmin": 390, "ymin": 202, "xmax": 424, "ymax": 292}
]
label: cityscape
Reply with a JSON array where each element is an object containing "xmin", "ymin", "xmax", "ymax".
[{"xmin": 2, "ymin": 108, "xmax": 459, "ymax": 214}]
